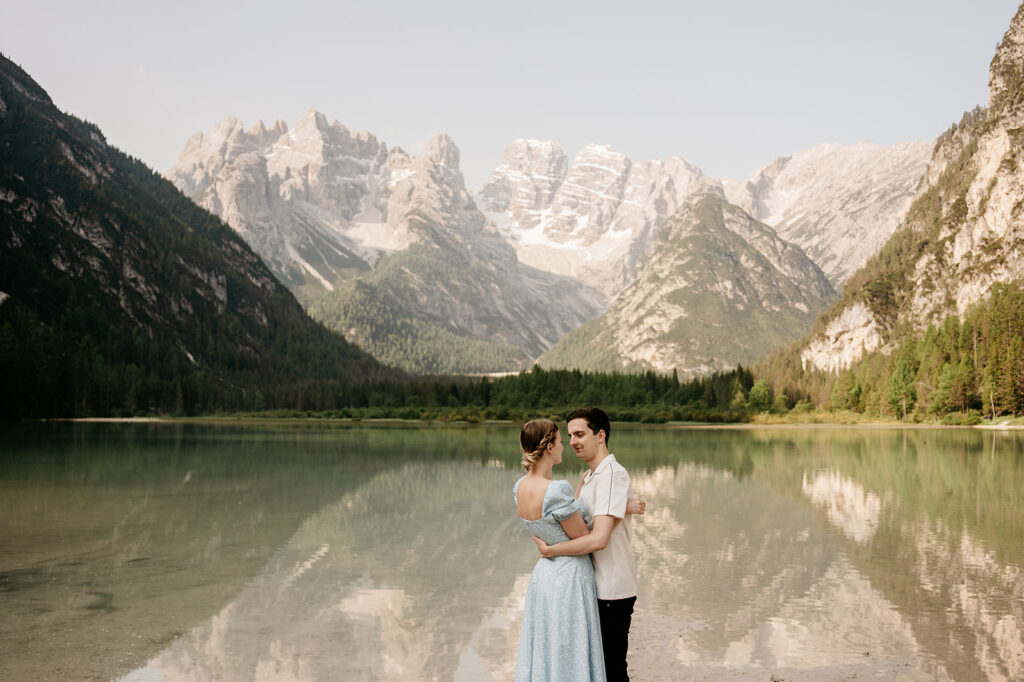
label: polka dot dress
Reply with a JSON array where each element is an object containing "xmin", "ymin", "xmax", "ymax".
[{"xmin": 514, "ymin": 478, "xmax": 606, "ymax": 682}]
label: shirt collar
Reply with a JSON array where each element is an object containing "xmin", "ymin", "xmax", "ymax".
[{"xmin": 584, "ymin": 453, "xmax": 616, "ymax": 482}]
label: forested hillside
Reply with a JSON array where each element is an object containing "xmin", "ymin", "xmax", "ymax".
[
  {"xmin": 757, "ymin": 281, "xmax": 1024, "ymax": 422},
  {"xmin": 0, "ymin": 53, "xmax": 393, "ymax": 418}
]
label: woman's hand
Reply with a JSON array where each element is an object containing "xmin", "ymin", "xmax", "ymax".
[
  {"xmin": 626, "ymin": 497, "xmax": 647, "ymax": 515},
  {"xmin": 533, "ymin": 536, "xmax": 554, "ymax": 559}
]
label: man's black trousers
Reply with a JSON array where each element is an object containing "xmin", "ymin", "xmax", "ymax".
[{"xmin": 597, "ymin": 596, "xmax": 636, "ymax": 681}]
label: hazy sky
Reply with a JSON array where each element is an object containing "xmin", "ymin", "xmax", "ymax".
[{"xmin": 3, "ymin": 1, "xmax": 1021, "ymax": 188}]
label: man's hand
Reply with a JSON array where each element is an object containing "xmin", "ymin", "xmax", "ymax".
[
  {"xmin": 533, "ymin": 536, "xmax": 554, "ymax": 558},
  {"xmin": 626, "ymin": 497, "xmax": 646, "ymax": 515}
]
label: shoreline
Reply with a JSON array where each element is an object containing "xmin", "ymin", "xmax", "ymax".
[{"xmin": 35, "ymin": 416, "xmax": 1024, "ymax": 430}]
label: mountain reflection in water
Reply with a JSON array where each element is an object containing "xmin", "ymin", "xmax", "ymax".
[
  {"xmin": 121, "ymin": 461, "xmax": 533, "ymax": 681},
  {"xmin": 617, "ymin": 428, "xmax": 1024, "ymax": 681},
  {"xmin": 3, "ymin": 424, "xmax": 1023, "ymax": 681}
]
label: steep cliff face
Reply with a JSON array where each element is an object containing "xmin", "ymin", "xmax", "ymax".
[
  {"xmin": 480, "ymin": 138, "xmax": 929, "ymax": 300},
  {"xmin": 723, "ymin": 141, "xmax": 932, "ymax": 287},
  {"xmin": 539, "ymin": 195, "xmax": 836, "ymax": 376},
  {"xmin": 169, "ymin": 117, "xmax": 605, "ymax": 374},
  {"xmin": 307, "ymin": 136, "xmax": 606, "ymax": 373},
  {"xmin": 479, "ymin": 140, "xmax": 720, "ymax": 296},
  {"xmin": 801, "ymin": 4, "xmax": 1024, "ymax": 372},
  {"xmin": 476, "ymin": 139, "xmax": 567, "ymax": 225},
  {"xmin": 167, "ymin": 111, "xmax": 393, "ymax": 302},
  {"xmin": 166, "ymin": 99, "xmax": 932, "ymax": 377}
]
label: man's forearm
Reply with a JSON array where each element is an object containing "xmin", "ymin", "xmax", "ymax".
[{"xmin": 543, "ymin": 516, "xmax": 617, "ymax": 557}]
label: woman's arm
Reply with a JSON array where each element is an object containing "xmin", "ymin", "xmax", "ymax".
[
  {"xmin": 536, "ymin": 515, "xmax": 619, "ymax": 557},
  {"xmin": 531, "ymin": 510, "xmax": 591, "ymax": 554},
  {"xmin": 558, "ymin": 510, "xmax": 591, "ymax": 539}
]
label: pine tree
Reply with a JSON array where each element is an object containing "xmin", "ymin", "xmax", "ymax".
[
  {"xmin": 887, "ymin": 350, "xmax": 918, "ymax": 420},
  {"xmin": 747, "ymin": 379, "xmax": 773, "ymax": 411}
]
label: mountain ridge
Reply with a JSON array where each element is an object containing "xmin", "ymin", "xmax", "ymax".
[
  {"xmin": 168, "ymin": 116, "xmax": 606, "ymax": 374},
  {"xmin": 538, "ymin": 194, "xmax": 836, "ymax": 376},
  {"xmin": 0, "ymin": 53, "xmax": 390, "ymax": 418}
]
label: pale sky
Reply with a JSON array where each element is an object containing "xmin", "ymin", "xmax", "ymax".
[{"xmin": 3, "ymin": 0, "xmax": 1021, "ymax": 188}]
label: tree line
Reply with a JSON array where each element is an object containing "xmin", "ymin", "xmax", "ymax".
[
  {"xmin": 8, "ymin": 276, "xmax": 1024, "ymax": 424},
  {"xmin": 753, "ymin": 280, "xmax": 1024, "ymax": 424}
]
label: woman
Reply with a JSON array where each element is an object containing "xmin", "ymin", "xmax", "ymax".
[{"xmin": 513, "ymin": 418, "xmax": 606, "ymax": 682}]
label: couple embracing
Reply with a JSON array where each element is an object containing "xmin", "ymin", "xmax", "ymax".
[{"xmin": 513, "ymin": 407, "xmax": 645, "ymax": 682}]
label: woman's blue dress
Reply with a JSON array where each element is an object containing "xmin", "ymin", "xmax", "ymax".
[{"xmin": 514, "ymin": 477, "xmax": 606, "ymax": 682}]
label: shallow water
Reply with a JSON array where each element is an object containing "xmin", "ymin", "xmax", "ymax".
[{"xmin": 1, "ymin": 422, "xmax": 1022, "ymax": 681}]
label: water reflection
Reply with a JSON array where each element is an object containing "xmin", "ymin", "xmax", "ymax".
[
  {"xmin": 629, "ymin": 462, "xmax": 934, "ymax": 679},
  {"xmin": 0, "ymin": 423, "xmax": 520, "ymax": 681},
  {"xmin": 802, "ymin": 470, "xmax": 882, "ymax": 543},
  {"xmin": 120, "ymin": 461, "xmax": 533, "ymax": 681},
  {"xmin": 782, "ymin": 430, "xmax": 1024, "ymax": 682},
  {"xmin": 3, "ymin": 424, "xmax": 1024, "ymax": 681}
]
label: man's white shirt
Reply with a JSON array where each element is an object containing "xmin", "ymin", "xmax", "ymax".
[{"xmin": 578, "ymin": 454, "xmax": 638, "ymax": 600}]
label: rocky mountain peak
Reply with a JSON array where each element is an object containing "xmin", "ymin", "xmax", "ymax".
[
  {"xmin": 248, "ymin": 119, "xmax": 267, "ymax": 137},
  {"xmin": 504, "ymin": 139, "xmax": 566, "ymax": 172},
  {"xmin": 421, "ymin": 134, "xmax": 460, "ymax": 169},
  {"xmin": 283, "ymin": 109, "xmax": 382, "ymax": 160},
  {"xmin": 480, "ymin": 141, "xmax": 722, "ymax": 296},
  {"xmin": 213, "ymin": 114, "xmax": 245, "ymax": 136},
  {"xmin": 410, "ymin": 134, "xmax": 465, "ymax": 200},
  {"xmin": 572, "ymin": 143, "xmax": 629, "ymax": 170},
  {"xmin": 0, "ymin": 56, "xmax": 53, "ymax": 106},
  {"xmin": 539, "ymin": 193, "xmax": 836, "ymax": 376},
  {"xmin": 553, "ymin": 145, "xmax": 632, "ymax": 226},
  {"xmin": 724, "ymin": 140, "xmax": 932, "ymax": 286},
  {"xmin": 389, "ymin": 134, "xmax": 485, "ymax": 245},
  {"xmin": 166, "ymin": 113, "xmax": 395, "ymax": 300},
  {"xmin": 296, "ymin": 108, "xmax": 330, "ymax": 132},
  {"xmin": 168, "ymin": 114, "xmax": 267, "ymax": 196},
  {"xmin": 477, "ymin": 139, "xmax": 568, "ymax": 220},
  {"xmin": 989, "ymin": 4, "xmax": 1024, "ymax": 116}
]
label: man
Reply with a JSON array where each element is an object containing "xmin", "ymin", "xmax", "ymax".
[{"xmin": 535, "ymin": 406, "xmax": 643, "ymax": 681}]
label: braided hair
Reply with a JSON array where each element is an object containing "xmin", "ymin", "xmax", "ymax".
[{"xmin": 520, "ymin": 419, "xmax": 559, "ymax": 472}]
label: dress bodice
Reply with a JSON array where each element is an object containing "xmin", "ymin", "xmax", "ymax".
[{"xmin": 513, "ymin": 478, "xmax": 586, "ymax": 546}]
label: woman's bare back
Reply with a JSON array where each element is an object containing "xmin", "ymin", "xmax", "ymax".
[{"xmin": 516, "ymin": 475, "xmax": 551, "ymax": 521}]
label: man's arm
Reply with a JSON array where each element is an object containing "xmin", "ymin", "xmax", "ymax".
[
  {"xmin": 626, "ymin": 497, "xmax": 646, "ymax": 515},
  {"xmin": 530, "ymin": 511, "xmax": 594, "ymax": 554},
  {"xmin": 535, "ymin": 515, "xmax": 619, "ymax": 557}
]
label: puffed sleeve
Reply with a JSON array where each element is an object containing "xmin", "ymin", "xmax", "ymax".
[
  {"xmin": 592, "ymin": 468, "xmax": 629, "ymax": 519},
  {"xmin": 545, "ymin": 479, "xmax": 585, "ymax": 522}
]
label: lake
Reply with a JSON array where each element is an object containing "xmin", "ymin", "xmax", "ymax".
[{"xmin": 1, "ymin": 421, "xmax": 1022, "ymax": 681}]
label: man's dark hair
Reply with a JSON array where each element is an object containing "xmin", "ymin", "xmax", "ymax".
[{"xmin": 566, "ymin": 406, "xmax": 611, "ymax": 446}]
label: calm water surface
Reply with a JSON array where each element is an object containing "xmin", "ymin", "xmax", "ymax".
[{"xmin": 1, "ymin": 422, "xmax": 1022, "ymax": 681}]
